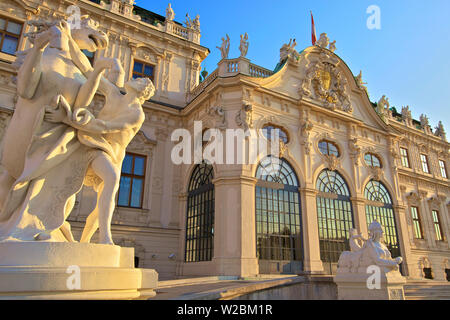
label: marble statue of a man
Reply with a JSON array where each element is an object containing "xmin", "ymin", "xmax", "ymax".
[
  {"xmin": 239, "ymin": 33, "xmax": 249, "ymax": 58},
  {"xmin": 217, "ymin": 34, "xmax": 230, "ymax": 60},
  {"xmin": 45, "ymin": 58, "xmax": 155, "ymax": 244},
  {"xmin": 0, "ymin": 17, "xmax": 112, "ymax": 242}
]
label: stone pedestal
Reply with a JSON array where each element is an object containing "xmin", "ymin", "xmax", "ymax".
[
  {"xmin": 0, "ymin": 242, "xmax": 158, "ymax": 299},
  {"xmin": 334, "ymin": 269, "xmax": 406, "ymax": 300}
]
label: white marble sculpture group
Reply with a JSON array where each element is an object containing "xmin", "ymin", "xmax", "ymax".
[
  {"xmin": 337, "ymin": 221, "xmax": 403, "ymax": 273},
  {"xmin": 0, "ymin": 16, "xmax": 155, "ymax": 244}
]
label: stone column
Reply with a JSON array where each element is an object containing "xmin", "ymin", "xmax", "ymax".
[
  {"xmin": 212, "ymin": 175, "xmax": 259, "ymax": 277},
  {"xmin": 394, "ymin": 204, "xmax": 416, "ymax": 278},
  {"xmin": 299, "ymin": 187, "xmax": 324, "ymax": 273},
  {"xmin": 351, "ymin": 197, "xmax": 368, "ymax": 236}
]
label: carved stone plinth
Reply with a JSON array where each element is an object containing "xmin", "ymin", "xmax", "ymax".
[
  {"xmin": 334, "ymin": 269, "xmax": 406, "ymax": 300},
  {"xmin": 0, "ymin": 242, "xmax": 158, "ymax": 299}
]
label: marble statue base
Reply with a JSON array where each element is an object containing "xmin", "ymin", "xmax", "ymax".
[
  {"xmin": 334, "ymin": 268, "xmax": 406, "ymax": 300},
  {"xmin": 0, "ymin": 242, "xmax": 158, "ymax": 300}
]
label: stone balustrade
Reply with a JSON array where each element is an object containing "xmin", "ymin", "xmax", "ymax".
[
  {"xmin": 249, "ymin": 64, "xmax": 273, "ymax": 78},
  {"xmin": 187, "ymin": 69, "xmax": 219, "ymax": 102},
  {"xmin": 165, "ymin": 21, "xmax": 200, "ymax": 44},
  {"xmin": 188, "ymin": 57, "xmax": 274, "ymax": 102}
]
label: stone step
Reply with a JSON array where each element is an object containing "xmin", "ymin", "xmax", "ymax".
[{"xmin": 404, "ymin": 281, "xmax": 450, "ymax": 300}]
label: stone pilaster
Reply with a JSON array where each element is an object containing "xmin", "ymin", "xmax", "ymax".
[{"xmin": 299, "ymin": 187, "xmax": 324, "ymax": 273}]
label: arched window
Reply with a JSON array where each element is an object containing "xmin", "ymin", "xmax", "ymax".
[
  {"xmin": 364, "ymin": 180, "xmax": 400, "ymax": 258},
  {"xmin": 364, "ymin": 153, "xmax": 382, "ymax": 168},
  {"xmin": 255, "ymin": 156, "xmax": 302, "ymax": 273},
  {"xmin": 185, "ymin": 163, "xmax": 214, "ymax": 262},
  {"xmin": 262, "ymin": 124, "xmax": 289, "ymax": 144},
  {"xmin": 318, "ymin": 140, "xmax": 340, "ymax": 157},
  {"xmin": 316, "ymin": 170, "xmax": 354, "ymax": 274}
]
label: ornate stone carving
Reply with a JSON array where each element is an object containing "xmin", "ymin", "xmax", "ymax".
[
  {"xmin": 165, "ymin": 3, "xmax": 175, "ymax": 21},
  {"xmin": 355, "ymin": 70, "xmax": 368, "ymax": 92},
  {"xmin": 299, "ymin": 59, "xmax": 352, "ymax": 113},
  {"xmin": 405, "ymin": 191, "xmax": 421, "ymax": 205},
  {"xmin": 280, "ymin": 39, "xmax": 299, "ymax": 62},
  {"xmin": 369, "ymin": 166, "xmax": 384, "ymax": 181},
  {"xmin": 235, "ymin": 104, "xmax": 253, "ymax": 131},
  {"xmin": 376, "ymin": 95, "xmax": 392, "ymax": 123},
  {"xmin": 207, "ymin": 106, "xmax": 227, "ymax": 130},
  {"xmin": 299, "ymin": 110, "xmax": 313, "ymax": 155},
  {"xmin": 239, "ymin": 33, "xmax": 249, "ymax": 58},
  {"xmin": 316, "ymin": 33, "xmax": 329, "ymax": 48},
  {"xmin": 419, "ymin": 114, "xmax": 432, "ymax": 134},
  {"xmin": 427, "ymin": 195, "xmax": 442, "ymax": 210},
  {"xmin": 434, "ymin": 121, "xmax": 446, "ymax": 140},
  {"xmin": 329, "ymin": 40, "xmax": 336, "ymax": 53},
  {"xmin": 401, "ymin": 106, "xmax": 413, "ymax": 127},
  {"xmin": 216, "ymin": 34, "xmax": 230, "ymax": 60},
  {"xmin": 325, "ymin": 154, "xmax": 340, "ymax": 171},
  {"xmin": 349, "ymin": 138, "xmax": 361, "ymax": 165},
  {"xmin": 335, "ymin": 222, "xmax": 405, "ymax": 300}
]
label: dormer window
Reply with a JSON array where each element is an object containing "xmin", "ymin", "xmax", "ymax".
[
  {"xmin": 364, "ymin": 153, "xmax": 382, "ymax": 168},
  {"xmin": 318, "ymin": 140, "xmax": 339, "ymax": 157}
]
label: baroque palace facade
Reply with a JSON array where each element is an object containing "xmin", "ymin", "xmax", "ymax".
[{"xmin": 0, "ymin": 0, "xmax": 449, "ymax": 282}]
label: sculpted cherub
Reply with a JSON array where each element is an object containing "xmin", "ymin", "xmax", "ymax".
[{"xmin": 45, "ymin": 58, "xmax": 155, "ymax": 244}]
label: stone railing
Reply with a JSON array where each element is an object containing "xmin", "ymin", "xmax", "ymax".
[
  {"xmin": 188, "ymin": 69, "xmax": 219, "ymax": 102},
  {"xmin": 226, "ymin": 59, "xmax": 239, "ymax": 73},
  {"xmin": 249, "ymin": 63, "xmax": 273, "ymax": 78},
  {"xmin": 171, "ymin": 24, "xmax": 189, "ymax": 40},
  {"xmin": 165, "ymin": 21, "xmax": 200, "ymax": 44},
  {"xmin": 188, "ymin": 57, "xmax": 274, "ymax": 102}
]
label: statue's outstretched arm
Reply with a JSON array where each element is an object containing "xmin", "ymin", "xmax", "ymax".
[
  {"xmin": 367, "ymin": 242, "xmax": 399, "ymax": 268},
  {"xmin": 67, "ymin": 107, "xmax": 144, "ymax": 134},
  {"xmin": 16, "ymin": 29, "xmax": 52, "ymax": 99},
  {"xmin": 73, "ymin": 59, "xmax": 117, "ymax": 110}
]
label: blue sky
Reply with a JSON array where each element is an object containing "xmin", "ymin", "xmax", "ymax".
[{"xmin": 136, "ymin": 0, "xmax": 450, "ymax": 131}]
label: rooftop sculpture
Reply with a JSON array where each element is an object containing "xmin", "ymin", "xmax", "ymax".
[{"xmin": 217, "ymin": 34, "xmax": 230, "ymax": 60}]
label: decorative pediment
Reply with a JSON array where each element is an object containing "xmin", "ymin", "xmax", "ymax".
[
  {"xmin": 405, "ymin": 191, "xmax": 422, "ymax": 205},
  {"xmin": 427, "ymin": 195, "xmax": 442, "ymax": 210},
  {"xmin": 299, "ymin": 50, "xmax": 352, "ymax": 113}
]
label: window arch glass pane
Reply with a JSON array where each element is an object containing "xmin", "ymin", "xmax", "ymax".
[
  {"xmin": 364, "ymin": 153, "xmax": 382, "ymax": 168},
  {"xmin": 318, "ymin": 140, "xmax": 340, "ymax": 157},
  {"xmin": 185, "ymin": 163, "xmax": 214, "ymax": 263},
  {"xmin": 315, "ymin": 170, "xmax": 354, "ymax": 274},
  {"xmin": 262, "ymin": 124, "xmax": 289, "ymax": 144},
  {"xmin": 255, "ymin": 157, "xmax": 302, "ymax": 273},
  {"xmin": 256, "ymin": 156, "xmax": 298, "ymax": 187},
  {"xmin": 364, "ymin": 180, "xmax": 400, "ymax": 258}
]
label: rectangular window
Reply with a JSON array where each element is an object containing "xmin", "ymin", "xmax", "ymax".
[
  {"xmin": 0, "ymin": 16, "xmax": 23, "ymax": 55},
  {"xmin": 432, "ymin": 210, "xmax": 444, "ymax": 241},
  {"xmin": 439, "ymin": 160, "xmax": 448, "ymax": 179},
  {"xmin": 400, "ymin": 148, "xmax": 410, "ymax": 168},
  {"xmin": 420, "ymin": 154, "xmax": 430, "ymax": 174},
  {"xmin": 132, "ymin": 60, "xmax": 154, "ymax": 82},
  {"xmin": 117, "ymin": 153, "xmax": 146, "ymax": 209},
  {"xmin": 410, "ymin": 207, "xmax": 423, "ymax": 239}
]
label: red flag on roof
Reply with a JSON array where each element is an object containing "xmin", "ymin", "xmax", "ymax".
[{"xmin": 311, "ymin": 11, "xmax": 317, "ymax": 45}]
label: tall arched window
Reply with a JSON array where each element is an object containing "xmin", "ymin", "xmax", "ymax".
[
  {"xmin": 316, "ymin": 170, "xmax": 354, "ymax": 274},
  {"xmin": 185, "ymin": 163, "xmax": 214, "ymax": 262},
  {"xmin": 255, "ymin": 156, "xmax": 302, "ymax": 273},
  {"xmin": 364, "ymin": 180, "xmax": 400, "ymax": 258}
]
